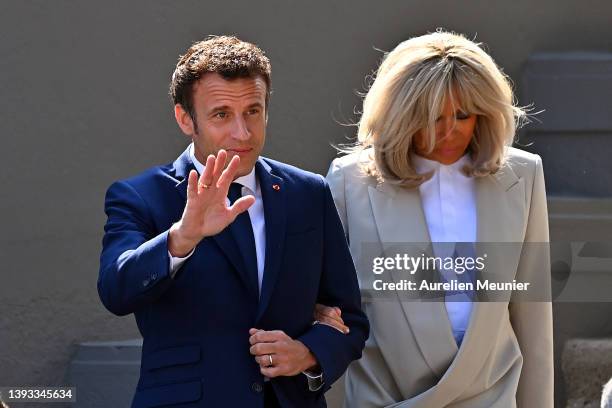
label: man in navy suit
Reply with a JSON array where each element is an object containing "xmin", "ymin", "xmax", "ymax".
[{"xmin": 98, "ymin": 36, "xmax": 368, "ymax": 407}]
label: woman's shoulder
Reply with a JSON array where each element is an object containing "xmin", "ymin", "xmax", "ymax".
[
  {"xmin": 327, "ymin": 148, "xmax": 378, "ymax": 193},
  {"xmin": 503, "ymin": 146, "xmax": 543, "ymax": 178},
  {"xmin": 329, "ymin": 148, "xmax": 374, "ymax": 175}
]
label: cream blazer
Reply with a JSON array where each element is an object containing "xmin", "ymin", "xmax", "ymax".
[{"xmin": 326, "ymin": 147, "xmax": 553, "ymax": 408}]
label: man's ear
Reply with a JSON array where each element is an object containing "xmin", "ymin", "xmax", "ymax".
[{"xmin": 174, "ymin": 104, "xmax": 195, "ymax": 136}]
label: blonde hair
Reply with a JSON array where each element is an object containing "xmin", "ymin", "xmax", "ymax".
[{"xmin": 352, "ymin": 30, "xmax": 526, "ymax": 187}]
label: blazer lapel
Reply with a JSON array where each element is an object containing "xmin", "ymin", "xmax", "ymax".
[
  {"xmin": 173, "ymin": 148, "xmax": 258, "ymax": 301},
  {"xmin": 173, "ymin": 146, "xmax": 196, "ymax": 201},
  {"xmin": 368, "ymin": 182, "xmax": 431, "ymax": 248},
  {"xmin": 430, "ymin": 163, "xmax": 528, "ymax": 404},
  {"xmin": 476, "ymin": 164, "xmax": 525, "ymax": 243},
  {"xmin": 368, "ymin": 182, "xmax": 458, "ymax": 378},
  {"xmin": 255, "ymin": 159, "xmax": 287, "ymax": 321},
  {"xmin": 473, "ymin": 164, "xmax": 526, "ymax": 300}
]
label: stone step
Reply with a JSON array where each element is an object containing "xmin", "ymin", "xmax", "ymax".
[
  {"xmin": 64, "ymin": 339, "xmax": 142, "ymax": 408},
  {"xmin": 563, "ymin": 338, "xmax": 612, "ymax": 408}
]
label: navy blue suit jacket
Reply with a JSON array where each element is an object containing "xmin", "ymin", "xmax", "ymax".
[{"xmin": 98, "ymin": 147, "xmax": 369, "ymax": 407}]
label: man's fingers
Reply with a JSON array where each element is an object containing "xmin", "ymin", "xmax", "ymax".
[
  {"xmin": 260, "ymin": 366, "xmax": 282, "ymax": 378},
  {"xmin": 198, "ymin": 155, "xmax": 215, "ymax": 192},
  {"xmin": 229, "ymin": 196, "xmax": 255, "ymax": 219},
  {"xmin": 249, "ymin": 342, "xmax": 277, "ymax": 356},
  {"xmin": 254, "ymin": 354, "xmax": 278, "ymax": 368},
  {"xmin": 187, "ymin": 170, "xmax": 199, "ymax": 198},
  {"xmin": 212, "ymin": 149, "xmax": 227, "ymax": 182},
  {"xmin": 249, "ymin": 329, "xmax": 286, "ymax": 345},
  {"xmin": 217, "ymin": 155, "xmax": 241, "ymax": 189}
]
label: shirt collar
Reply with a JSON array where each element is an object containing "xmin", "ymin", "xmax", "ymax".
[
  {"xmin": 189, "ymin": 143, "xmax": 258, "ymax": 194},
  {"xmin": 412, "ymin": 152, "xmax": 471, "ymax": 175}
]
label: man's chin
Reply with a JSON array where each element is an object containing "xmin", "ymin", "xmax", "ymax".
[
  {"xmin": 225, "ymin": 150, "xmax": 259, "ymax": 177},
  {"xmin": 234, "ymin": 161, "xmax": 257, "ymax": 178}
]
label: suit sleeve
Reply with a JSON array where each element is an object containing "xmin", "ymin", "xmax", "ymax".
[
  {"xmin": 98, "ymin": 180, "xmax": 175, "ymax": 316},
  {"xmin": 509, "ymin": 155, "xmax": 554, "ymax": 408},
  {"xmin": 297, "ymin": 175, "xmax": 370, "ymax": 391}
]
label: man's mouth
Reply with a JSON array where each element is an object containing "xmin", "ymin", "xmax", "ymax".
[{"xmin": 227, "ymin": 147, "xmax": 253, "ymax": 155}]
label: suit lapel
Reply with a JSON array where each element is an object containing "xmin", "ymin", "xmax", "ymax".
[
  {"xmin": 172, "ymin": 148, "xmax": 258, "ymax": 301},
  {"xmin": 255, "ymin": 159, "xmax": 287, "ymax": 321},
  {"xmin": 173, "ymin": 147, "xmax": 196, "ymax": 200},
  {"xmin": 368, "ymin": 182, "xmax": 458, "ymax": 377}
]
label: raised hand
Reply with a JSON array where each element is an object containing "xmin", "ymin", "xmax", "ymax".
[{"xmin": 168, "ymin": 149, "xmax": 255, "ymax": 257}]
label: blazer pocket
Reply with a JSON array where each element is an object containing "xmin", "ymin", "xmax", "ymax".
[
  {"xmin": 132, "ymin": 379, "xmax": 202, "ymax": 407},
  {"xmin": 143, "ymin": 345, "xmax": 201, "ymax": 371}
]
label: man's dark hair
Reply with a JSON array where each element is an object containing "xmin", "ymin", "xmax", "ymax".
[{"xmin": 169, "ymin": 35, "xmax": 272, "ymax": 123}]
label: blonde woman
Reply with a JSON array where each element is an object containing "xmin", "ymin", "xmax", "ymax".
[{"xmin": 318, "ymin": 31, "xmax": 553, "ymax": 407}]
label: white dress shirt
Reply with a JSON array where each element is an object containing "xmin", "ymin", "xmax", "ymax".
[
  {"xmin": 412, "ymin": 153, "xmax": 476, "ymax": 345},
  {"xmin": 169, "ymin": 144, "xmax": 267, "ymax": 294}
]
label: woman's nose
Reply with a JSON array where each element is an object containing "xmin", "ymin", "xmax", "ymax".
[{"xmin": 436, "ymin": 118, "xmax": 456, "ymax": 141}]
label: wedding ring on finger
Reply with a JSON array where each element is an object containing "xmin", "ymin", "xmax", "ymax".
[
  {"xmin": 268, "ymin": 354, "xmax": 274, "ymax": 367},
  {"xmin": 198, "ymin": 182, "xmax": 210, "ymax": 190}
]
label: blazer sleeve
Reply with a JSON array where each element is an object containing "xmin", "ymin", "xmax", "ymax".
[
  {"xmin": 297, "ymin": 176, "xmax": 369, "ymax": 391},
  {"xmin": 98, "ymin": 180, "xmax": 175, "ymax": 316},
  {"xmin": 509, "ymin": 155, "xmax": 554, "ymax": 407}
]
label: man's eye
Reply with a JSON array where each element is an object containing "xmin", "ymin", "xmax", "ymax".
[
  {"xmin": 214, "ymin": 112, "xmax": 227, "ymax": 118},
  {"xmin": 248, "ymin": 108, "xmax": 260, "ymax": 115}
]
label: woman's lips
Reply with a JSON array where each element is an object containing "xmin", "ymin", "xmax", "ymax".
[{"xmin": 436, "ymin": 147, "xmax": 461, "ymax": 156}]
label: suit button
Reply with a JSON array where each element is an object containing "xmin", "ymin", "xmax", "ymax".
[
  {"xmin": 251, "ymin": 382, "xmax": 263, "ymax": 393},
  {"xmin": 142, "ymin": 279, "xmax": 150, "ymax": 287}
]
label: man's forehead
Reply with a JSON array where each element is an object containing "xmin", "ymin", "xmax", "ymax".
[{"xmin": 194, "ymin": 73, "xmax": 267, "ymax": 101}]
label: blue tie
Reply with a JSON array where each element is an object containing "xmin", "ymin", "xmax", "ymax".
[{"xmin": 228, "ymin": 183, "xmax": 259, "ymax": 295}]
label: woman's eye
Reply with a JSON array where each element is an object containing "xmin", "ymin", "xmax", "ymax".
[{"xmin": 456, "ymin": 111, "xmax": 470, "ymax": 120}]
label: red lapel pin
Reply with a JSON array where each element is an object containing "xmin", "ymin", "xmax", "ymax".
[{"xmin": 272, "ymin": 184, "xmax": 280, "ymax": 191}]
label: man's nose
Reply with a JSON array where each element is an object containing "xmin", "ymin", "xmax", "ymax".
[{"xmin": 230, "ymin": 116, "xmax": 250, "ymax": 141}]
